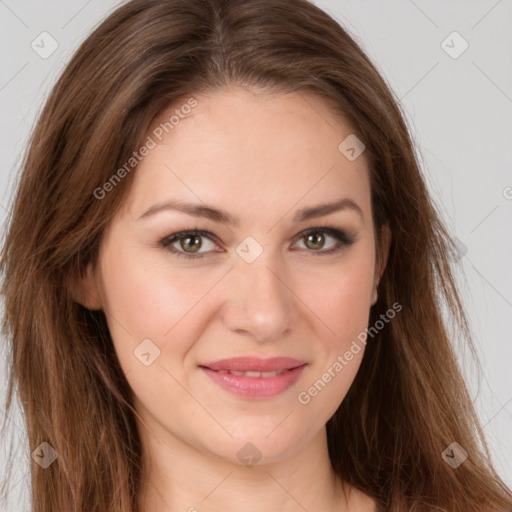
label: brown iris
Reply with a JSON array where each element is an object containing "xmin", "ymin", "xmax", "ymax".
[
  {"xmin": 180, "ymin": 235, "xmax": 202, "ymax": 253},
  {"xmin": 304, "ymin": 232, "xmax": 325, "ymax": 250}
]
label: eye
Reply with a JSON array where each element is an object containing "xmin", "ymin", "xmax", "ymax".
[
  {"xmin": 160, "ymin": 230, "xmax": 220, "ymax": 260},
  {"xmin": 292, "ymin": 227, "xmax": 355, "ymax": 255},
  {"xmin": 160, "ymin": 226, "xmax": 355, "ymax": 260}
]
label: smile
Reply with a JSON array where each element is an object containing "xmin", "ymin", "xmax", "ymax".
[{"xmin": 199, "ymin": 356, "xmax": 307, "ymax": 398}]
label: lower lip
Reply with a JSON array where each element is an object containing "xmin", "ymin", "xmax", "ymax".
[{"xmin": 200, "ymin": 365, "xmax": 307, "ymax": 398}]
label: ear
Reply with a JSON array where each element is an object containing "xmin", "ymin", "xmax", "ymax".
[
  {"xmin": 371, "ymin": 223, "xmax": 392, "ymax": 306},
  {"xmin": 69, "ymin": 261, "xmax": 103, "ymax": 310}
]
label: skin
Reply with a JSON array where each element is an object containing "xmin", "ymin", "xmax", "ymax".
[{"xmin": 73, "ymin": 86, "xmax": 391, "ymax": 512}]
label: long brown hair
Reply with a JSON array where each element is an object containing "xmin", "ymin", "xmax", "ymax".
[{"xmin": 1, "ymin": 0, "xmax": 511, "ymax": 510}]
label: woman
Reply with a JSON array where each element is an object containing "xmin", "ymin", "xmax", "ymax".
[{"xmin": 1, "ymin": 0, "xmax": 511, "ymax": 511}]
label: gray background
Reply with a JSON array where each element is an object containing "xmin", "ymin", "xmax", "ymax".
[{"xmin": 0, "ymin": 0, "xmax": 511, "ymax": 509}]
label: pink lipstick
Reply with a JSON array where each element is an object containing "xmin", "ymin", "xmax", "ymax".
[{"xmin": 199, "ymin": 356, "xmax": 307, "ymax": 398}]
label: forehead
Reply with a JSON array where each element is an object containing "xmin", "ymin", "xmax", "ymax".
[{"xmin": 125, "ymin": 87, "xmax": 372, "ymax": 223}]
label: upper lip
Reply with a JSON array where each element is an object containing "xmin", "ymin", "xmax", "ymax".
[{"xmin": 200, "ymin": 357, "xmax": 306, "ymax": 372}]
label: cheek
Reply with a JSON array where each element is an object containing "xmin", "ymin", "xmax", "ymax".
[
  {"xmin": 302, "ymin": 253, "xmax": 375, "ymax": 348},
  {"xmin": 97, "ymin": 242, "xmax": 227, "ymax": 367},
  {"xmin": 294, "ymin": 262, "xmax": 374, "ymax": 422}
]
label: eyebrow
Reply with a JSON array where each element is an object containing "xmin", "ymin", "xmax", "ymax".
[{"xmin": 137, "ymin": 197, "xmax": 363, "ymax": 225}]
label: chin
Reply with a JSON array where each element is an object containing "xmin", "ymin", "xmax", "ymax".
[{"xmin": 199, "ymin": 425, "xmax": 311, "ymax": 467}]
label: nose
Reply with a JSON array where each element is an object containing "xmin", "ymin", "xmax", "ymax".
[{"xmin": 220, "ymin": 251, "xmax": 298, "ymax": 344}]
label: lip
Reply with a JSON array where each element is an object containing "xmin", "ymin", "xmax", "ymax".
[
  {"xmin": 199, "ymin": 357, "xmax": 307, "ymax": 398},
  {"xmin": 201, "ymin": 356, "xmax": 306, "ymax": 372}
]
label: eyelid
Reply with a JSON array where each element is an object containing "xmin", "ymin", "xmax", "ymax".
[
  {"xmin": 160, "ymin": 226, "xmax": 355, "ymax": 259},
  {"xmin": 160, "ymin": 229, "xmax": 221, "ymax": 257},
  {"xmin": 290, "ymin": 226, "xmax": 355, "ymax": 254}
]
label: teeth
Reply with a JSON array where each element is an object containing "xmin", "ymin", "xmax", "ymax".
[
  {"xmin": 242, "ymin": 371, "xmax": 262, "ymax": 377},
  {"xmin": 261, "ymin": 370, "xmax": 282, "ymax": 377},
  {"xmin": 218, "ymin": 369, "xmax": 286, "ymax": 377}
]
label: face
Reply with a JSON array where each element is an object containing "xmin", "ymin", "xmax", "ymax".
[{"xmin": 76, "ymin": 86, "xmax": 389, "ymax": 466}]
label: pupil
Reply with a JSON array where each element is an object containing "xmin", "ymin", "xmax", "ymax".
[
  {"xmin": 307, "ymin": 233, "xmax": 324, "ymax": 250},
  {"xmin": 181, "ymin": 236, "xmax": 201, "ymax": 252}
]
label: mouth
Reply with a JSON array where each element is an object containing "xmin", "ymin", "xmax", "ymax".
[
  {"xmin": 206, "ymin": 369, "xmax": 289, "ymax": 377},
  {"xmin": 199, "ymin": 357, "xmax": 307, "ymax": 398}
]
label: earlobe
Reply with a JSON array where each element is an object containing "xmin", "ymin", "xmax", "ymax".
[
  {"xmin": 371, "ymin": 286, "xmax": 378, "ymax": 306},
  {"xmin": 69, "ymin": 262, "xmax": 103, "ymax": 310}
]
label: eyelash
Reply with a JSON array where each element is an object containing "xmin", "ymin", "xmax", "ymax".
[{"xmin": 159, "ymin": 226, "xmax": 355, "ymax": 260}]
